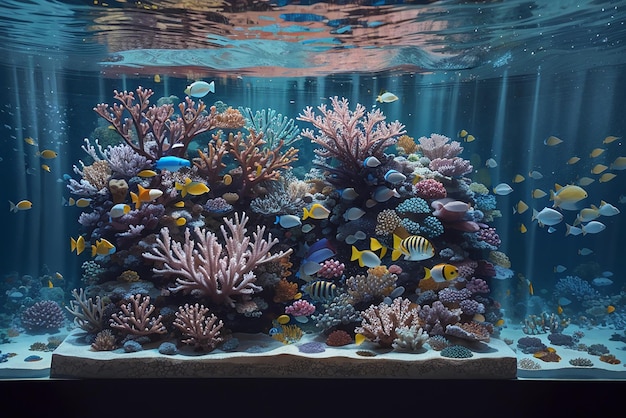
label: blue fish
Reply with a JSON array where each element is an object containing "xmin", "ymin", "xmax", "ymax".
[
  {"xmin": 155, "ymin": 156, "xmax": 191, "ymax": 172},
  {"xmin": 296, "ymin": 238, "xmax": 336, "ymax": 278}
]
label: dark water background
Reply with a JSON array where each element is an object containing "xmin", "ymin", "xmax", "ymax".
[{"xmin": 0, "ymin": 0, "xmax": 625, "ymax": 314}]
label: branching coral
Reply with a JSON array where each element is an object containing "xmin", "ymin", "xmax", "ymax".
[
  {"xmin": 173, "ymin": 303, "xmax": 224, "ymax": 351},
  {"xmin": 109, "ymin": 294, "xmax": 167, "ymax": 336},
  {"xmin": 93, "ymin": 86, "xmax": 217, "ymax": 159},
  {"xmin": 143, "ymin": 212, "xmax": 293, "ymax": 307},
  {"xmin": 355, "ymin": 297, "xmax": 422, "ymax": 348},
  {"xmin": 65, "ymin": 288, "xmax": 104, "ymax": 334},
  {"xmin": 239, "ymin": 106, "xmax": 302, "ymax": 148}
]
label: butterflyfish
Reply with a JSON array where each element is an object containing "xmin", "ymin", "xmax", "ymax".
[
  {"xmin": 109, "ymin": 203, "xmax": 130, "ymax": 219},
  {"xmin": 610, "ymin": 157, "xmax": 626, "ymax": 170},
  {"xmin": 41, "ymin": 164, "xmax": 51, "ymax": 172},
  {"xmin": 9, "ymin": 200, "xmax": 32, "ymax": 212},
  {"xmin": 350, "ymin": 246, "xmax": 381, "ymax": 268},
  {"xmin": 544, "ymin": 136, "xmax": 563, "ymax": 146},
  {"xmin": 184, "ymin": 80, "xmax": 215, "ymax": 98},
  {"xmin": 155, "ymin": 156, "xmax": 190, "ymax": 171},
  {"xmin": 566, "ymin": 156, "xmax": 581, "ymax": 165},
  {"xmin": 423, "ymin": 264, "xmax": 459, "ymax": 283},
  {"xmin": 70, "ymin": 235, "xmax": 86, "ymax": 255},
  {"xmin": 302, "ymin": 280, "xmax": 338, "ymax": 302},
  {"xmin": 603, "ymin": 135, "xmax": 620, "ymax": 144},
  {"xmin": 137, "ymin": 169, "xmax": 158, "ymax": 178},
  {"xmin": 512, "ymin": 174, "xmax": 525, "ymax": 183},
  {"xmin": 391, "ymin": 234, "xmax": 435, "ymax": 262},
  {"xmin": 493, "ymin": 183, "xmax": 513, "ymax": 195},
  {"xmin": 591, "ymin": 164, "xmax": 608, "ymax": 174},
  {"xmin": 532, "ymin": 189, "xmax": 547, "ymax": 199},
  {"xmin": 550, "ymin": 184, "xmax": 587, "ymax": 210},
  {"xmin": 590, "ymin": 148, "xmax": 606, "ymax": 158},
  {"xmin": 599, "ymin": 173, "xmax": 617, "ymax": 183},
  {"xmin": 531, "ymin": 207, "xmax": 563, "ymax": 226},
  {"xmin": 302, "ymin": 203, "xmax": 331, "ymax": 220},
  {"xmin": 514, "ymin": 200, "xmax": 529, "ymax": 214},
  {"xmin": 376, "ymin": 91, "xmax": 398, "ymax": 103},
  {"xmin": 37, "ymin": 149, "xmax": 57, "ymax": 159},
  {"xmin": 91, "ymin": 238, "xmax": 116, "ymax": 257},
  {"xmin": 275, "ymin": 214, "xmax": 302, "ymax": 228},
  {"xmin": 175, "ymin": 178, "xmax": 210, "ymax": 197},
  {"xmin": 130, "ymin": 184, "xmax": 163, "ymax": 209}
]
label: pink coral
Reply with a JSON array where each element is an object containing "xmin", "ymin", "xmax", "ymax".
[
  {"xmin": 476, "ymin": 226, "xmax": 501, "ymax": 248},
  {"xmin": 173, "ymin": 303, "xmax": 224, "ymax": 351},
  {"xmin": 454, "ymin": 260, "xmax": 478, "ymax": 279},
  {"xmin": 109, "ymin": 294, "xmax": 167, "ymax": 336},
  {"xmin": 417, "ymin": 133, "xmax": 463, "ymax": 159},
  {"xmin": 414, "ymin": 178, "xmax": 447, "ymax": 200},
  {"xmin": 466, "ymin": 278, "xmax": 490, "ymax": 294},
  {"xmin": 355, "ymin": 297, "xmax": 422, "ymax": 348},
  {"xmin": 317, "ymin": 259, "xmax": 345, "ymax": 279},
  {"xmin": 285, "ymin": 299, "xmax": 316, "ymax": 317},
  {"xmin": 429, "ymin": 157, "xmax": 473, "ymax": 177}
]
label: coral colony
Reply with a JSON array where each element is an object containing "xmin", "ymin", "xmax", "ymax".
[{"xmin": 53, "ymin": 88, "xmax": 512, "ymax": 356}]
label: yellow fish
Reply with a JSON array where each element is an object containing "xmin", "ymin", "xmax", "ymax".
[
  {"xmin": 494, "ymin": 318, "xmax": 505, "ymax": 327},
  {"xmin": 9, "ymin": 200, "xmax": 33, "ymax": 212},
  {"xmin": 423, "ymin": 264, "xmax": 459, "ymax": 283},
  {"xmin": 464, "ymin": 134, "xmax": 476, "ymax": 143},
  {"xmin": 302, "ymin": 203, "xmax": 331, "ymax": 220},
  {"xmin": 544, "ymin": 136, "xmax": 563, "ymax": 146},
  {"xmin": 591, "ymin": 164, "xmax": 608, "ymax": 174},
  {"xmin": 603, "ymin": 135, "xmax": 620, "ymax": 144},
  {"xmin": 70, "ymin": 235, "xmax": 86, "ymax": 255},
  {"xmin": 458, "ymin": 129, "xmax": 468, "ymax": 138},
  {"xmin": 355, "ymin": 333, "xmax": 367, "ymax": 346},
  {"xmin": 222, "ymin": 174, "xmax": 233, "ymax": 186},
  {"xmin": 48, "ymin": 280, "xmax": 53, "ymax": 288},
  {"xmin": 137, "ymin": 169, "xmax": 158, "ymax": 178},
  {"xmin": 24, "ymin": 137, "xmax": 37, "ymax": 146},
  {"xmin": 55, "ymin": 272, "xmax": 63, "ymax": 280},
  {"xmin": 566, "ymin": 156, "xmax": 580, "ymax": 165},
  {"xmin": 589, "ymin": 148, "xmax": 606, "ymax": 158},
  {"xmin": 277, "ymin": 315, "xmax": 290, "ymax": 325},
  {"xmin": 599, "ymin": 173, "xmax": 617, "ymax": 183},
  {"xmin": 550, "ymin": 184, "xmax": 588, "ymax": 210},
  {"xmin": 512, "ymin": 174, "xmax": 525, "ymax": 183},
  {"xmin": 173, "ymin": 201, "xmax": 185, "ymax": 208},
  {"xmin": 75, "ymin": 198, "xmax": 92, "ymax": 208},
  {"xmin": 175, "ymin": 217, "xmax": 187, "ymax": 226},
  {"xmin": 532, "ymin": 189, "xmax": 547, "ymax": 199},
  {"xmin": 557, "ymin": 305, "xmax": 563, "ymax": 315},
  {"xmin": 514, "ymin": 200, "xmax": 529, "ymax": 214},
  {"xmin": 91, "ymin": 238, "xmax": 116, "ymax": 257},
  {"xmin": 519, "ymin": 223, "xmax": 527, "ymax": 234},
  {"xmin": 154, "ymin": 74, "xmax": 161, "ymax": 83},
  {"xmin": 130, "ymin": 184, "xmax": 164, "ymax": 209},
  {"xmin": 41, "ymin": 164, "xmax": 51, "ymax": 172},
  {"xmin": 610, "ymin": 156, "xmax": 626, "ymax": 170},
  {"xmin": 607, "ymin": 305, "xmax": 616, "ymax": 314},
  {"xmin": 175, "ymin": 178, "xmax": 210, "ymax": 198},
  {"xmin": 37, "ymin": 149, "xmax": 57, "ymax": 159},
  {"xmin": 392, "ymin": 234, "xmax": 435, "ymax": 262},
  {"xmin": 528, "ymin": 281, "xmax": 534, "ymax": 296},
  {"xmin": 369, "ymin": 237, "xmax": 387, "ymax": 259}
]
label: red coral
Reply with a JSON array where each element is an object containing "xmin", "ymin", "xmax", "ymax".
[
  {"xmin": 414, "ymin": 178, "xmax": 447, "ymax": 200},
  {"xmin": 326, "ymin": 330, "xmax": 352, "ymax": 346}
]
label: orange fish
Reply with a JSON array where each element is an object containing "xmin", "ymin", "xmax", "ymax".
[{"xmin": 607, "ymin": 305, "xmax": 615, "ymax": 314}]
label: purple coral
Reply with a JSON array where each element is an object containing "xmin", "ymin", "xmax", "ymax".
[
  {"xmin": 417, "ymin": 134, "xmax": 463, "ymax": 159},
  {"xmin": 466, "ymin": 278, "xmax": 490, "ymax": 294},
  {"xmin": 476, "ymin": 227, "xmax": 501, "ymax": 248},
  {"xmin": 418, "ymin": 301, "xmax": 461, "ymax": 336},
  {"xmin": 459, "ymin": 299, "xmax": 485, "ymax": 316},
  {"xmin": 317, "ymin": 259, "xmax": 345, "ymax": 279},
  {"xmin": 21, "ymin": 300, "xmax": 66, "ymax": 332},
  {"xmin": 437, "ymin": 287, "xmax": 472, "ymax": 305}
]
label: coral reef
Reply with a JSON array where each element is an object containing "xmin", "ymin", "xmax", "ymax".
[
  {"xmin": 355, "ymin": 297, "xmax": 422, "ymax": 348},
  {"xmin": 109, "ymin": 294, "xmax": 166, "ymax": 336},
  {"xmin": 65, "ymin": 288, "xmax": 104, "ymax": 334},
  {"xmin": 21, "ymin": 300, "xmax": 66, "ymax": 332},
  {"xmin": 173, "ymin": 303, "xmax": 224, "ymax": 351}
]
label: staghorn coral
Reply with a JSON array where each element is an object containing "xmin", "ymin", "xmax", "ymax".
[
  {"xmin": 355, "ymin": 297, "xmax": 422, "ymax": 348},
  {"xmin": 143, "ymin": 212, "xmax": 293, "ymax": 307},
  {"xmin": 239, "ymin": 106, "xmax": 301, "ymax": 148},
  {"xmin": 65, "ymin": 288, "xmax": 104, "ymax": 334},
  {"xmin": 173, "ymin": 303, "xmax": 224, "ymax": 351},
  {"xmin": 109, "ymin": 294, "xmax": 167, "ymax": 336},
  {"xmin": 193, "ymin": 133, "xmax": 228, "ymax": 185},
  {"xmin": 80, "ymin": 138, "xmax": 152, "ymax": 177},
  {"xmin": 94, "ymin": 86, "xmax": 217, "ymax": 159}
]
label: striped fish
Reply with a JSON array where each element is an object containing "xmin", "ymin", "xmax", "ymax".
[
  {"xmin": 302, "ymin": 281, "xmax": 338, "ymax": 302},
  {"xmin": 392, "ymin": 234, "xmax": 435, "ymax": 261}
]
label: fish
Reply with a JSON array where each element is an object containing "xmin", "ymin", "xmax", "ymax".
[
  {"xmin": 607, "ymin": 305, "xmax": 616, "ymax": 314},
  {"xmin": 610, "ymin": 156, "xmax": 626, "ymax": 170},
  {"xmin": 91, "ymin": 238, "xmax": 116, "ymax": 257},
  {"xmin": 173, "ymin": 201, "xmax": 185, "ymax": 208},
  {"xmin": 222, "ymin": 174, "xmax": 233, "ymax": 185},
  {"xmin": 109, "ymin": 203, "xmax": 131, "ymax": 219},
  {"xmin": 68, "ymin": 197, "xmax": 92, "ymax": 208},
  {"xmin": 557, "ymin": 305, "xmax": 563, "ymax": 315},
  {"xmin": 130, "ymin": 184, "xmax": 164, "ymax": 209},
  {"xmin": 363, "ymin": 156, "xmax": 381, "ymax": 168},
  {"xmin": 598, "ymin": 173, "xmax": 616, "ymax": 183},
  {"xmin": 528, "ymin": 170, "xmax": 543, "ymax": 180},
  {"xmin": 512, "ymin": 174, "xmax": 525, "ymax": 183},
  {"xmin": 276, "ymin": 315, "xmax": 290, "ymax": 325},
  {"xmin": 376, "ymin": 91, "xmax": 398, "ymax": 103},
  {"xmin": 547, "ymin": 226, "xmax": 557, "ymax": 233},
  {"xmin": 47, "ymin": 280, "xmax": 53, "ymax": 288},
  {"xmin": 581, "ymin": 220, "xmax": 606, "ymax": 235},
  {"xmin": 603, "ymin": 135, "xmax": 620, "ymax": 144},
  {"xmin": 41, "ymin": 164, "xmax": 51, "ymax": 172},
  {"xmin": 544, "ymin": 136, "xmax": 563, "ymax": 146},
  {"xmin": 558, "ymin": 297, "xmax": 572, "ymax": 306},
  {"xmin": 565, "ymin": 224, "xmax": 583, "ymax": 236},
  {"xmin": 589, "ymin": 148, "xmax": 606, "ymax": 158},
  {"xmin": 384, "ymin": 169, "xmax": 406, "ymax": 184},
  {"xmin": 528, "ymin": 281, "xmax": 534, "ymax": 296},
  {"xmin": 493, "ymin": 183, "xmax": 513, "ymax": 195},
  {"xmin": 153, "ymin": 74, "xmax": 161, "ymax": 83},
  {"xmin": 513, "ymin": 200, "xmax": 529, "ymax": 214},
  {"xmin": 175, "ymin": 217, "xmax": 187, "ymax": 226},
  {"xmin": 592, "ymin": 277, "xmax": 613, "ymax": 287},
  {"xmin": 355, "ymin": 333, "xmax": 367, "ymax": 346},
  {"xmin": 602, "ymin": 271, "xmax": 614, "ymax": 277},
  {"xmin": 351, "ymin": 246, "xmax": 381, "ymax": 268},
  {"xmin": 343, "ymin": 207, "xmax": 366, "ymax": 221},
  {"xmin": 494, "ymin": 319, "xmax": 505, "ymax": 327},
  {"xmin": 37, "ymin": 149, "xmax": 57, "ymax": 159},
  {"xmin": 302, "ymin": 203, "xmax": 331, "ymax": 220},
  {"xmin": 423, "ymin": 264, "xmax": 459, "ymax": 283},
  {"xmin": 576, "ymin": 177, "xmax": 595, "ymax": 186},
  {"xmin": 275, "ymin": 214, "xmax": 302, "ymax": 228},
  {"xmin": 137, "ymin": 169, "xmax": 158, "ymax": 178},
  {"xmin": 485, "ymin": 158, "xmax": 498, "ymax": 168},
  {"xmin": 464, "ymin": 134, "xmax": 475, "ymax": 143},
  {"xmin": 554, "ymin": 265, "xmax": 567, "ymax": 273},
  {"xmin": 550, "ymin": 184, "xmax": 587, "ymax": 211},
  {"xmin": 591, "ymin": 164, "xmax": 608, "ymax": 174},
  {"xmin": 9, "ymin": 200, "xmax": 32, "ymax": 212},
  {"xmin": 391, "ymin": 234, "xmax": 435, "ymax": 262},
  {"xmin": 301, "ymin": 224, "xmax": 315, "ymax": 233},
  {"xmin": 24, "ymin": 137, "xmax": 37, "ymax": 146},
  {"xmin": 372, "ymin": 186, "xmax": 400, "ymax": 203},
  {"xmin": 184, "ymin": 80, "xmax": 215, "ymax": 98},
  {"xmin": 519, "ymin": 223, "xmax": 527, "ymax": 234},
  {"xmin": 566, "ymin": 156, "xmax": 581, "ymax": 165},
  {"xmin": 458, "ymin": 129, "xmax": 468, "ymax": 138},
  {"xmin": 155, "ymin": 156, "xmax": 191, "ymax": 171},
  {"xmin": 620, "ymin": 195, "xmax": 626, "ymax": 204},
  {"xmin": 598, "ymin": 201, "xmax": 620, "ymax": 216},
  {"xmin": 55, "ymin": 272, "xmax": 63, "ymax": 280},
  {"xmin": 175, "ymin": 178, "xmax": 210, "ymax": 197},
  {"xmin": 578, "ymin": 247, "xmax": 593, "ymax": 256},
  {"xmin": 339, "ymin": 188, "xmax": 359, "ymax": 201},
  {"xmin": 532, "ymin": 189, "xmax": 547, "ymax": 199},
  {"xmin": 575, "ymin": 207, "xmax": 600, "ymax": 224},
  {"xmin": 531, "ymin": 207, "xmax": 564, "ymax": 226},
  {"xmin": 70, "ymin": 235, "xmax": 86, "ymax": 255},
  {"xmin": 302, "ymin": 280, "xmax": 338, "ymax": 302},
  {"xmin": 369, "ymin": 237, "xmax": 387, "ymax": 259}
]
